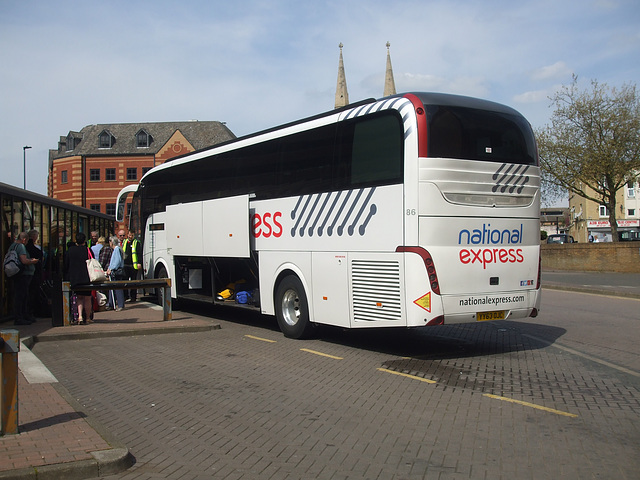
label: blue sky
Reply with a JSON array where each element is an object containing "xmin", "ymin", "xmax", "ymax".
[{"xmin": 1, "ymin": 0, "xmax": 639, "ymax": 197}]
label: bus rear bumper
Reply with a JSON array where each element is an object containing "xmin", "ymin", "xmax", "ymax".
[
  {"xmin": 441, "ymin": 307, "xmax": 536, "ymax": 325},
  {"xmin": 438, "ymin": 289, "xmax": 541, "ymax": 325}
]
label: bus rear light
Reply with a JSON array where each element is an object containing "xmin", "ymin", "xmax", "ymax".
[
  {"xmin": 529, "ymin": 308, "xmax": 539, "ymax": 318},
  {"xmin": 536, "ymin": 255, "xmax": 541, "ymax": 290},
  {"xmin": 396, "ymin": 246, "xmax": 441, "ymax": 295},
  {"xmin": 426, "ymin": 315, "xmax": 444, "ymax": 326}
]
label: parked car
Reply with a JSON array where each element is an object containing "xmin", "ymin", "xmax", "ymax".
[
  {"xmin": 618, "ymin": 231, "xmax": 640, "ymax": 241},
  {"xmin": 546, "ymin": 234, "xmax": 576, "ymax": 244}
]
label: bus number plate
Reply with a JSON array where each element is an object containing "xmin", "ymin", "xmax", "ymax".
[{"xmin": 477, "ymin": 310, "xmax": 505, "ymax": 321}]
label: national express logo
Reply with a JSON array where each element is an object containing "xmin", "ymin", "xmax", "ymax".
[
  {"xmin": 458, "ymin": 223, "xmax": 524, "ymax": 269},
  {"xmin": 492, "ymin": 164, "xmax": 530, "ymax": 194},
  {"xmin": 252, "ymin": 187, "xmax": 378, "ymax": 239}
]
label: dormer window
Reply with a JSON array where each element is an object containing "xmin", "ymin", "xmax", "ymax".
[
  {"xmin": 98, "ymin": 130, "xmax": 115, "ymax": 149},
  {"xmin": 66, "ymin": 132, "xmax": 81, "ymax": 151},
  {"xmin": 136, "ymin": 129, "xmax": 152, "ymax": 148}
]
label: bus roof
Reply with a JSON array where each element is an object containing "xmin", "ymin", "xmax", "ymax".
[{"xmin": 400, "ymin": 92, "xmax": 526, "ymax": 117}]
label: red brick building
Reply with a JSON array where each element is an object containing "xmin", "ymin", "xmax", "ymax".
[{"xmin": 48, "ymin": 121, "xmax": 236, "ymax": 230}]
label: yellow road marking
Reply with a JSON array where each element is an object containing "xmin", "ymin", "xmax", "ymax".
[
  {"xmin": 244, "ymin": 335, "xmax": 277, "ymax": 343},
  {"xmin": 300, "ymin": 348, "xmax": 343, "ymax": 360},
  {"xmin": 377, "ymin": 368, "xmax": 437, "ymax": 384},
  {"xmin": 483, "ymin": 393, "xmax": 578, "ymax": 418}
]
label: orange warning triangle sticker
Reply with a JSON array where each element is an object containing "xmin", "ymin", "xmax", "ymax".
[{"xmin": 413, "ymin": 292, "xmax": 431, "ymax": 312}]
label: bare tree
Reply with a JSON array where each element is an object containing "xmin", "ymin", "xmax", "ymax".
[{"xmin": 537, "ymin": 76, "xmax": 640, "ymax": 241}]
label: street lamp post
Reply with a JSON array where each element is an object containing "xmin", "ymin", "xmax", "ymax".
[{"xmin": 23, "ymin": 146, "xmax": 32, "ymax": 189}]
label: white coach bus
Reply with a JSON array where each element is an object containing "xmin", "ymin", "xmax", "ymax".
[{"xmin": 117, "ymin": 92, "xmax": 541, "ymax": 338}]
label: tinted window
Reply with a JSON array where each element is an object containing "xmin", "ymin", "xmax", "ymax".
[
  {"xmin": 228, "ymin": 141, "xmax": 279, "ymax": 198},
  {"xmin": 278, "ymin": 124, "xmax": 336, "ymax": 196},
  {"xmin": 148, "ymin": 155, "xmax": 237, "ymax": 207},
  {"xmin": 141, "ymin": 110, "xmax": 404, "ymax": 214},
  {"xmin": 427, "ymin": 105, "xmax": 537, "ymax": 165},
  {"xmin": 348, "ymin": 113, "xmax": 403, "ymax": 187}
]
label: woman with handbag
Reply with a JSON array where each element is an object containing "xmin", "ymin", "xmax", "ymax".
[
  {"xmin": 64, "ymin": 232, "xmax": 92, "ymax": 324},
  {"xmin": 106, "ymin": 235, "xmax": 125, "ymax": 311}
]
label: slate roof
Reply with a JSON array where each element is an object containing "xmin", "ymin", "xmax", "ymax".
[{"xmin": 52, "ymin": 121, "xmax": 236, "ymax": 158}]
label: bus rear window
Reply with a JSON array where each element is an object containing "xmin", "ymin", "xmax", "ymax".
[{"xmin": 426, "ymin": 105, "xmax": 537, "ymax": 165}]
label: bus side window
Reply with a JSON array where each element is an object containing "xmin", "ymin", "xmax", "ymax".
[
  {"xmin": 278, "ymin": 124, "xmax": 336, "ymax": 197},
  {"xmin": 234, "ymin": 141, "xmax": 279, "ymax": 200},
  {"xmin": 348, "ymin": 113, "xmax": 403, "ymax": 187}
]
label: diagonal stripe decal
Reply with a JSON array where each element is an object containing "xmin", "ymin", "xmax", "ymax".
[
  {"xmin": 290, "ymin": 188, "xmax": 378, "ymax": 237},
  {"xmin": 492, "ymin": 163, "xmax": 530, "ymax": 194}
]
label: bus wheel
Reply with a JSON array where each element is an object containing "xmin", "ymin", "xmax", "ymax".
[
  {"xmin": 155, "ymin": 266, "xmax": 168, "ymax": 306},
  {"xmin": 275, "ymin": 275, "xmax": 313, "ymax": 339}
]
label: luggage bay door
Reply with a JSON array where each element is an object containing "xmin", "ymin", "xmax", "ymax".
[{"xmin": 166, "ymin": 195, "xmax": 250, "ymax": 258}]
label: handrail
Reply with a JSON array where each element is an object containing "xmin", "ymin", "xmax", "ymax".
[{"xmin": 62, "ymin": 278, "xmax": 172, "ymax": 323}]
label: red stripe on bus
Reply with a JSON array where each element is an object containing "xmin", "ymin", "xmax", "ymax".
[{"xmin": 402, "ymin": 93, "xmax": 428, "ymax": 158}]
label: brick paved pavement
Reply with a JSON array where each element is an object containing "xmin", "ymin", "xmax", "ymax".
[
  {"xmin": 0, "ymin": 302, "xmax": 218, "ymax": 479},
  {"xmin": 30, "ymin": 301, "xmax": 640, "ymax": 479},
  {"xmin": 0, "ymin": 371, "xmax": 115, "ymax": 476}
]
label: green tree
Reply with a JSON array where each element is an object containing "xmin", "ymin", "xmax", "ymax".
[{"xmin": 537, "ymin": 76, "xmax": 640, "ymax": 241}]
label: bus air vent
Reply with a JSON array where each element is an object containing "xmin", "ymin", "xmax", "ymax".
[{"xmin": 351, "ymin": 260, "xmax": 403, "ymax": 322}]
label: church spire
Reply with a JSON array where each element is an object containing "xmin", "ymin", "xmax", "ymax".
[
  {"xmin": 334, "ymin": 43, "xmax": 349, "ymax": 109},
  {"xmin": 383, "ymin": 41, "xmax": 396, "ymax": 97}
]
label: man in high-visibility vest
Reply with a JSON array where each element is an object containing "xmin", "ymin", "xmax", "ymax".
[{"xmin": 122, "ymin": 229, "xmax": 142, "ymax": 302}]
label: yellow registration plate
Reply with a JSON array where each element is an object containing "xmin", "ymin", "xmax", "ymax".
[{"xmin": 477, "ymin": 310, "xmax": 506, "ymax": 321}]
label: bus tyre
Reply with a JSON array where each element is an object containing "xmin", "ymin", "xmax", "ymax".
[{"xmin": 275, "ymin": 275, "xmax": 313, "ymax": 339}]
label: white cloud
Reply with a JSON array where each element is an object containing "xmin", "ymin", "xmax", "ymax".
[
  {"xmin": 592, "ymin": 0, "xmax": 619, "ymax": 10},
  {"xmin": 513, "ymin": 89, "xmax": 551, "ymax": 104},
  {"xmin": 530, "ymin": 61, "xmax": 573, "ymax": 81},
  {"xmin": 512, "ymin": 83, "xmax": 564, "ymax": 119}
]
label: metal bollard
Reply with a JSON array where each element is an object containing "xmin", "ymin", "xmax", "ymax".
[
  {"xmin": 62, "ymin": 281, "xmax": 71, "ymax": 326},
  {"xmin": 1, "ymin": 329, "xmax": 20, "ymax": 435},
  {"xmin": 163, "ymin": 278, "xmax": 172, "ymax": 321}
]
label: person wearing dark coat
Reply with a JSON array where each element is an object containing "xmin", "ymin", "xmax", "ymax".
[
  {"xmin": 64, "ymin": 232, "xmax": 92, "ymax": 324},
  {"xmin": 26, "ymin": 229, "xmax": 44, "ymax": 320}
]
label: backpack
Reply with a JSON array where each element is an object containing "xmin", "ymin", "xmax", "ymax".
[{"xmin": 3, "ymin": 244, "xmax": 22, "ymax": 278}]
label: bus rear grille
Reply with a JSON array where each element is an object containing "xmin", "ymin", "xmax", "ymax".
[{"xmin": 351, "ymin": 260, "xmax": 402, "ymax": 322}]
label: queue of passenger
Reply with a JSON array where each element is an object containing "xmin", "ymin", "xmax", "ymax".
[{"xmin": 4, "ymin": 228, "xmax": 142, "ymax": 326}]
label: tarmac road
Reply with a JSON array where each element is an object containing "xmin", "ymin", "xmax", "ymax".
[{"xmin": 542, "ymin": 270, "xmax": 640, "ymax": 298}]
